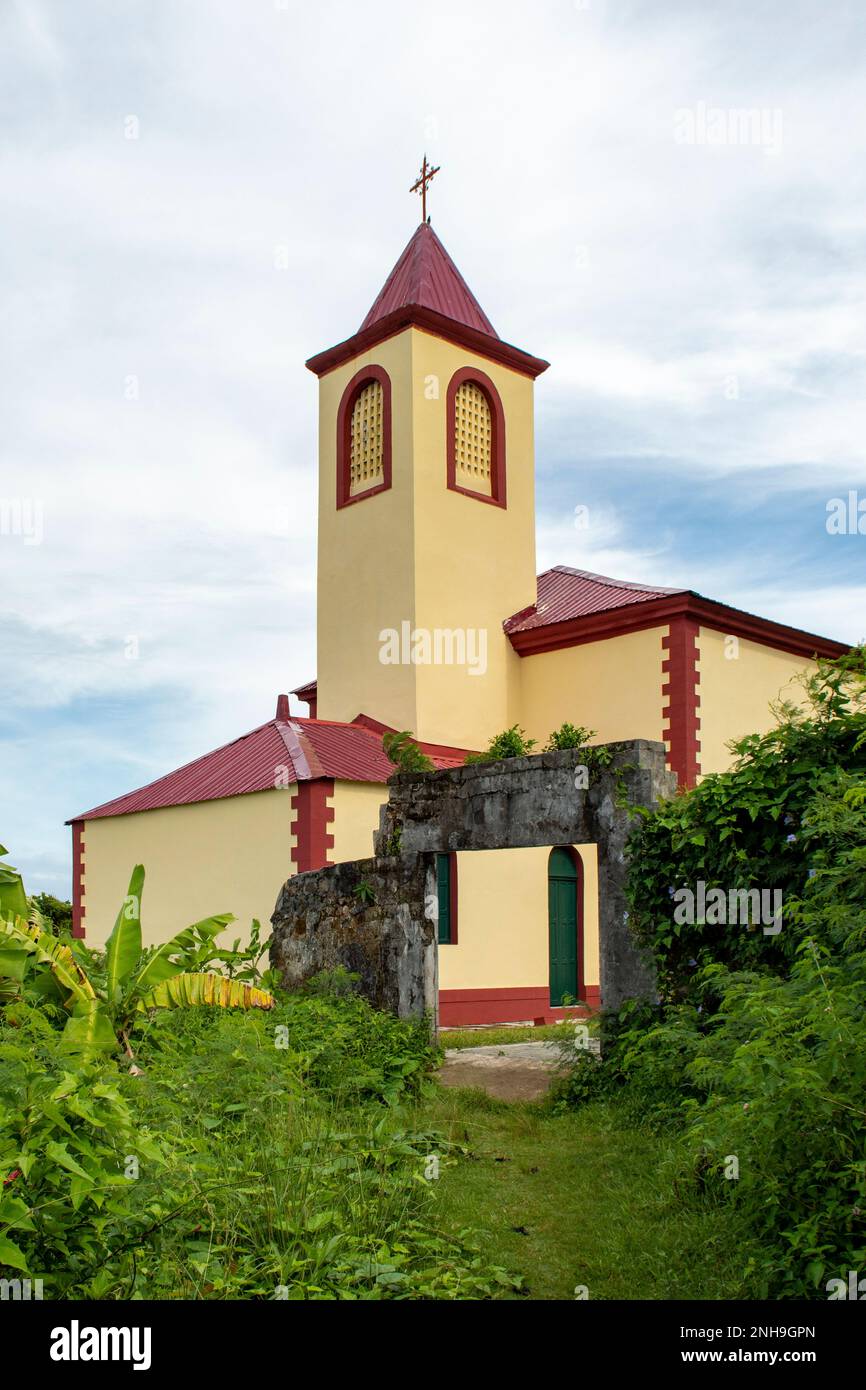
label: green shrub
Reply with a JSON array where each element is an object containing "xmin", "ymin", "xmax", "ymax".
[
  {"xmin": 544, "ymin": 722, "xmax": 595, "ymax": 750},
  {"xmin": 382, "ymin": 731, "xmax": 434, "ymax": 773},
  {"xmin": 27, "ymin": 894, "xmax": 73, "ymax": 936},
  {"xmin": 465, "ymin": 725, "xmax": 536, "ymax": 763},
  {"xmin": 555, "ymin": 647, "xmax": 866, "ymax": 1297},
  {"xmin": 1, "ymin": 990, "xmax": 517, "ymax": 1298},
  {"xmin": 626, "ymin": 649, "xmax": 866, "ymax": 1006},
  {"xmin": 0, "ymin": 1003, "xmax": 167, "ymax": 1294},
  {"xmin": 0, "ymin": 850, "xmax": 518, "ymax": 1300},
  {"xmin": 675, "ymin": 942, "xmax": 866, "ymax": 1297},
  {"xmin": 303, "ymin": 967, "xmax": 361, "ymax": 998}
]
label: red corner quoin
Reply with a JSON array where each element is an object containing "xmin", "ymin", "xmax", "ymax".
[
  {"xmin": 290, "ymin": 780, "xmax": 335, "ymax": 873},
  {"xmin": 662, "ymin": 617, "xmax": 701, "ymax": 788},
  {"xmin": 71, "ymin": 820, "xmax": 86, "ymax": 938}
]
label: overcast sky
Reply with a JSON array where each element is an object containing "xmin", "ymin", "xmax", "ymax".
[{"xmin": 2, "ymin": 0, "xmax": 865, "ymax": 898}]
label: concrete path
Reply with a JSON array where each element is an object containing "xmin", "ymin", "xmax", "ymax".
[{"xmin": 438, "ymin": 1039, "xmax": 600, "ymax": 1102}]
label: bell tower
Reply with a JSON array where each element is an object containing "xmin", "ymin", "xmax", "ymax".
[{"xmin": 305, "ymin": 209, "xmax": 549, "ymax": 750}]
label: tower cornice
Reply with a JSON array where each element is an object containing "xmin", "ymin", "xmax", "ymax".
[{"xmin": 306, "ymin": 304, "xmax": 549, "ymax": 380}]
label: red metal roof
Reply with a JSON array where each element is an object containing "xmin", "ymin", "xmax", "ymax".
[
  {"xmin": 71, "ymin": 713, "xmax": 468, "ymax": 822},
  {"xmin": 296, "ymin": 718, "xmax": 464, "ymax": 783},
  {"xmin": 359, "ymin": 223, "xmax": 498, "ymax": 338},
  {"xmin": 504, "ymin": 566, "xmax": 687, "ymax": 634}
]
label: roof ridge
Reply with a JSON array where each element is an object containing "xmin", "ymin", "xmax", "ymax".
[
  {"xmin": 285, "ymin": 719, "xmax": 327, "ymax": 780},
  {"xmin": 550, "ymin": 564, "xmax": 687, "ymax": 594},
  {"xmin": 294, "ymin": 715, "xmax": 374, "ymax": 729}
]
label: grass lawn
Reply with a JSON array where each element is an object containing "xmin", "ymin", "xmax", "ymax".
[
  {"xmin": 413, "ymin": 1084, "xmax": 747, "ymax": 1300},
  {"xmin": 439, "ymin": 1020, "xmax": 597, "ymax": 1050}
]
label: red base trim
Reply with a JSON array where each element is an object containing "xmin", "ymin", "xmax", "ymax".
[
  {"xmin": 71, "ymin": 820, "xmax": 85, "ymax": 938},
  {"xmin": 439, "ymin": 985, "xmax": 600, "ymax": 1027},
  {"xmin": 290, "ymin": 779, "xmax": 335, "ymax": 873}
]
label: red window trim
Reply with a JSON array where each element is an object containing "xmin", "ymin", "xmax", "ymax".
[
  {"xmin": 446, "ymin": 366, "xmax": 506, "ymax": 509},
  {"xmin": 336, "ymin": 365, "xmax": 392, "ymax": 509}
]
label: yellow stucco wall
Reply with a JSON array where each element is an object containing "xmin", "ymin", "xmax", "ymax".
[
  {"xmin": 82, "ymin": 789, "xmax": 296, "ymax": 950},
  {"xmin": 409, "ymin": 330, "xmax": 537, "ymax": 747},
  {"xmin": 316, "ymin": 330, "xmax": 419, "ymax": 734},
  {"xmin": 438, "ymin": 844, "xmax": 599, "ymax": 993},
  {"xmin": 518, "ymin": 626, "xmax": 667, "ymax": 749},
  {"xmin": 330, "ymin": 780, "xmax": 387, "ymax": 863},
  {"xmin": 697, "ymin": 627, "xmax": 813, "ymax": 774},
  {"xmin": 315, "ymin": 325, "xmax": 538, "ymax": 748}
]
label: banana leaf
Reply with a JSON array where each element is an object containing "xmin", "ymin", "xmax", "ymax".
[
  {"xmin": 0, "ymin": 947, "xmax": 29, "ymax": 981},
  {"xmin": 0, "ymin": 844, "xmax": 28, "ymax": 923},
  {"xmin": 104, "ymin": 865, "xmax": 145, "ymax": 1003},
  {"xmin": 61, "ymin": 1003, "xmax": 118, "ymax": 1054},
  {"xmin": 140, "ymin": 972, "xmax": 274, "ymax": 1011},
  {"xmin": 129, "ymin": 913, "xmax": 235, "ymax": 995},
  {"xmin": 0, "ymin": 915, "xmax": 95, "ymax": 1010}
]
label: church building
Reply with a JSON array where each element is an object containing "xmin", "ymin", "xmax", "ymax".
[{"xmin": 69, "ymin": 190, "xmax": 847, "ymax": 1025}]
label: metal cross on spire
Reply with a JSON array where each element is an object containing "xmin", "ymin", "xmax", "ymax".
[{"xmin": 410, "ymin": 154, "xmax": 440, "ymax": 223}]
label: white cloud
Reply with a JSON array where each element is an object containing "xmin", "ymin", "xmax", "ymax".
[{"xmin": 1, "ymin": 0, "xmax": 865, "ymax": 891}]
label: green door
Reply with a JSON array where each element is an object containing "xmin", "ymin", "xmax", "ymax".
[
  {"xmin": 548, "ymin": 848, "xmax": 579, "ymax": 1006},
  {"xmin": 436, "ymin": 853, "xmax": 452, "ymax": 945}
]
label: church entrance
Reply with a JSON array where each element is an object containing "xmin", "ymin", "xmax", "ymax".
[{"xmin": 548, "ymin": 848, "xmax": 582, "ymax": 1006}]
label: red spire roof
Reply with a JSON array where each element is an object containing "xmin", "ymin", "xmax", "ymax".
[{"xmin": 359, "ymin": 223, "xmax": 498, "ymax": 338}]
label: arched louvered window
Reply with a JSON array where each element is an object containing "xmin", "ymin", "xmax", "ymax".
[
  {"xmin": 446, "ymin": 367, "xmax": 506, "ymax": 507},
  {"xmin": 336, "ymin": 365, "xmax": 392, "ymax": 508},
  {"xmin": 349, "ymin": 379, "xmax": 384, "ymax": 495},
  {"xmin": 453, "ymin": 381, "xmax": 493, "ymax": 495}
]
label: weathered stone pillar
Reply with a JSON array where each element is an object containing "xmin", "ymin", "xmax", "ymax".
[{"xmin": 270, "ymin": 854, "xmax": 436, "ymax": 1019}]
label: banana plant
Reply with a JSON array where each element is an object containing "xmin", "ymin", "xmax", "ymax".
[
  {"xmin": 0, "ymin": 864, "xmax": 274, "ymax": 1062},
  {"xmin": 0, "ymin": 845, "xmax": 38, "ymax": 1004},
  {"xmin": 0, "ymin": 844, "xmax": 28, "ymax": 923}
]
